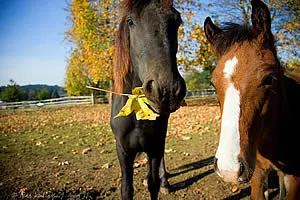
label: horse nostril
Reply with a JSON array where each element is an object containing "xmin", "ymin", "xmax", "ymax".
[
  {"xmin": 176, "ymin": 78, "xmax": 186, "ymax": 100},
  {"xmin": 238, "ymin": 160, "xmax": 245, "ymax": 177},
  {"xmin": 238, "ymin": 159, "xmax": 250, "ymax": 183},
  {"xmin": 145, "ymin": 80, "xmax": 154, "ymax": 94}
]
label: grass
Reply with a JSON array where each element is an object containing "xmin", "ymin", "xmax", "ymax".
[{"xmin": 0, "ymin": 102, "xmax": 261, "ymax": 199}]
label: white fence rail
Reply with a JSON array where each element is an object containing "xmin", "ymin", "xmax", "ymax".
[
  {"xmin": 0, "ymin": 89, "xmax": 215, "ymax": 110},
  {"xmin": 186, "ymin": 89, "xmax": 216, "ymax": 98},
  {"xmin": 0, "ymin": 96, "xmax": 94, "ymax": 110}
]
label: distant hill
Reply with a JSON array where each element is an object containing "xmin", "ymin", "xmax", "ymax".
[
  {"xmin": 0, "ymin": 84, "xmax": 67, "ymax": 102},
  {"xmin": 20, "ymin": 84, "xmax": 67, "ymax": 97}
]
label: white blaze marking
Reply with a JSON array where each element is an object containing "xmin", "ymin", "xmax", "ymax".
[
  {"xmin": 223, "ymin": 56, "xmax": 238, "ymax": 79},
  {"xmin": 216, "ymin": 56, "xmax": 241, "ymax": 172}
]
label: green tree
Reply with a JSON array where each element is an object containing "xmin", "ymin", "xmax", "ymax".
[
  {"xmin": 184, "ymin": 69, "xmax": 213, "ymax": 90},
  {"xmin": 51, "ymin": 90, "xmax": 60, "ymax": 99},
  {"xmin": 1, "ymin": 80, "xmax": 25, "ymax": 102},
  {"xmin": 26, "ymin": 90, "xmax": 37, "ymax": 101},
  {"xmin": 36, "ymin": 88, "xmax": 50, "ymax": 100}
]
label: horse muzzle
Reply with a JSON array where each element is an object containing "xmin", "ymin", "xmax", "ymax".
[{"xmin": 214, "ymin": 157, "xmax": 252, "ymax": 183}]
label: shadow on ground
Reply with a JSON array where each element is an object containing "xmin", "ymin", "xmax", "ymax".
[{"xmin": 169, "ymin": 156, "xmax": 215, "ymax": 192}]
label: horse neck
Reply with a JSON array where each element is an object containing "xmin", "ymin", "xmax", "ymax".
[
  {"xmin": 258, "ymin": 72, "xmax": 293, "ymax": 158},
  {"xmin": 277, "ymin": 73, "xmax": 300, "ymax": 131}
]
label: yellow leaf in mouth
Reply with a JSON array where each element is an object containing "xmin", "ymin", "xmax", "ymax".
[{"xmin": 114, "ymin": 87, "xmax": 159, "ymax": 120}]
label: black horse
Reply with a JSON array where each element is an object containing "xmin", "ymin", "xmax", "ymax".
[{"xmin": 110, "ymin": 0, "xmax": 186, "ymax": 199}]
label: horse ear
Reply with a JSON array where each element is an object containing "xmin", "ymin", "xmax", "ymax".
[
  {"xmin": 251, "ymin": 0, "xmax": 271, "ymax": 35},
  {"xmin": 204, "ymin": 17, "xmax": 222, "ymax": 44}
]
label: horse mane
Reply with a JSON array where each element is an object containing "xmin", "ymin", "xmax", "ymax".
[
  {"xmin": 113, "ymin": 15, "xmax": 131, "ymax": 93},
  {"xmin": 113, "ymin": 0, "xmax": 173, "ymax": 93},
  {"xmin": 120, "ymin": 0, "xmax": 172, "ymax": 11},
  {"xmin": 213, "ymin": 23, "xmax": 276, "ymax": 58}
]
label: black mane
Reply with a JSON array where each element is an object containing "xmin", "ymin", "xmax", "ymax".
[
  {"xmin": 213, "ymin": 22, "xmax": 277, "ymax": 57},
  {"xmin": 214, "ymin": 23, "xmax": 255, "ymax": 57}
]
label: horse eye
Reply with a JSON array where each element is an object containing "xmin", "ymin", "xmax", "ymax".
[
  {"xmin": 261, "ymin": 75, "xmax": 273, "ymax": 86},
  {"xmin": 127, "ymin": 19, "xmax": 134, "ymax": 27}
]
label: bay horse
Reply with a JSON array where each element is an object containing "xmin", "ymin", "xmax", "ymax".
[
  {"xmin": 110, "ymin": 0, "xmax": 186, "ymax": 199},
  {"xmin": 204, "ymin": 0, "xmax": 300, "ymax": 199}
]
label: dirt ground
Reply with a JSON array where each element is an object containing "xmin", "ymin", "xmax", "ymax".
[{"xmin": 0, "ymin": 97, "xmax": 280, "ymax": 199}]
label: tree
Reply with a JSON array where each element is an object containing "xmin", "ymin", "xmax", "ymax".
[
  {"xmin": 51, "ymin": 90, "xmax": 60, "ymax": 99},
  {"xmin": 1, "ymin": 80, "xmax": 25, "ymax": 102},
  {"xmin": 36, "ymin": 88, "xmax": 50, "ymax": 100},
  {"xmin": 24, "ymin": 90, "xmax": 36, "ymax": 101},
  {"xmin": 184, "ymin": 69, "xmax": 213, "ymax": 90},
  {"xmin": 204, "ymin": 0, "xmax": 299, "ymax": 70},
  {"xmin": 65, "ymin": 0, "xmax": 118, "ymax": 95},
  {"xmin": 65, "ymin": 50, "xmax": 90, "ymax": 96}
]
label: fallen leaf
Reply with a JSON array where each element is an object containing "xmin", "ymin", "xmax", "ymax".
[
  {"xmin": 102, "ymin": 163, "xmax": 111, "ymax": 169},
  {"xmin": 82, "ymin": 147, "xmax": 92, "ymax": 154},
  {"xmin": 58, "ymin": 161, "xmax": 70, "ymax": 166},
  {"xmin": 231, "ymin": 185, "xmax": 240, "ymax": 193},
  {"xmin": 72, "ymin": 149, "xmax": 78, "ymax": 155},
  {"xmin": 133, "ymin": 158, "xmax": 148, "ymax": 168},
  {"xmin": 183, "ymin": 152, "xmax": 190, "ymax": 156},
  {"xmin": 165, "ymin": 148, "xmax": 173, "ymax": 153},
  {"xmin": 100, "ymin": 149, "xmax": 105, "ymax": 154},
  {"xmin": 96, "ymin": 142, "xmax": 103, "ymax": 147},
  {"xmin": 19, "ymin": 187, "xmax": 27, "ymax": 195},
  {"xmin": 52, "ymin": 156, "xmax": 58, "ymax": 160},
  {"xmin": 181, "ymin": 136, "xmax": 191, "ymax": 140}
]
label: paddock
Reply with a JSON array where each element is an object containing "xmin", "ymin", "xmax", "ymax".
[{"xmin": 0, "ymin": 98, "xmax": 281, "ymax": 199}]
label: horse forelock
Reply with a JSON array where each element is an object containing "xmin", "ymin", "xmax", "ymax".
[{"xmin": 120, "ymin": 0, "xmax": 173, "ymax": 11}]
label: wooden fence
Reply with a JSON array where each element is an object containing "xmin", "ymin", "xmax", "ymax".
[
  {"xmin": 185, "ymin": 89, "xmax": 216, "ymax": 98},
  {"xmin": 0, "ymin": 89, "xmax": 215, "ymax": 110},
  {"xmin": 0, "ymin": 96, "xmax": 95, "ymax": 110}
]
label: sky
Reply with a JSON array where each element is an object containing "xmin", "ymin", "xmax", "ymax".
[{"xmin": 0, "ymin": 0, "xmax": 69, "ymax": 86}]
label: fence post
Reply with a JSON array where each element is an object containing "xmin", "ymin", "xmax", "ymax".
[{"xmin": 91, "ymin": 92, "xmax": 94, "ymax": 105}]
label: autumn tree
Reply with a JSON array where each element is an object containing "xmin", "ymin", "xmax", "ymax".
[
  {"xmin": 65, "ymin": 0, "xmax": 118, "ymax": 95},
  {"xmin": 174, "ymin": 0, "xmax": 216, "ymax": 86},
  {"xmin": 65, "ymin": 50, "xmax": 90, "ymax": 96},
  {"xmin": 204, "ymin": 0, "xmax": 299, "ymax": 73}
]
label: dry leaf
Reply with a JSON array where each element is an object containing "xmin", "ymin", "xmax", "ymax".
[
  {"xmin": 165, "ymin": 148, "xmax": 173, "ymax": 153},
  {"xmin": 134, "ymin": 158, "xmax": 148, "ymax": 168},
  {"xmin": 181, "ymin": 136, "xmax": 191, "ymax": 140},
  {"xmin": 231, "ymin": 185, "xmax": 240, "ymax": 193},
  {"xmin": 82, "ymin": 147, "xmax": 92, "ymax": 154},
  {"xmin": 114, "ymin": 87, "xmax": 159, "ymax": 120},
  {"xmin": 19, "ymin": 187, "xmax": 27, "ymax": 195},
  {"xmin": 101, "ymin": 163, "xmax": 111, "ymax": 169},
  {"xmin": 58, "ymin": 161, "xmax": 70, "ymax": 166},
  {"xmin": 52, "ymin": 156, "xmax": 58, "ymax": 160}
]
